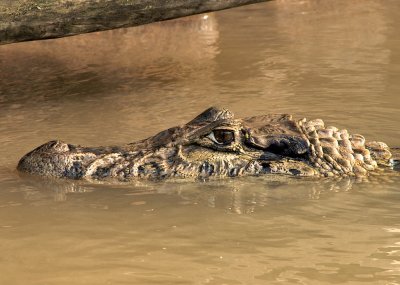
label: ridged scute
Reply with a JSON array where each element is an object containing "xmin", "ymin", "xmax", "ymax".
[{"xmin": 299, "ymin": 118, "xmax": 389, "ymax": 177}]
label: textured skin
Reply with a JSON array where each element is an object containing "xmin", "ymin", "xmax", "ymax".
[{"xmin": 17, "ymin": 107, "xmax": 395, "ymax": 180}]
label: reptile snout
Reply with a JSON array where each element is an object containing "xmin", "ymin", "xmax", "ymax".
[{"xmin": 17, "ymin": 140, "xmax": 71, "ymax": 175}]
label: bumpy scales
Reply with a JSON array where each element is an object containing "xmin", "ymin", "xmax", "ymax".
[{"xmin": 18, "ymin": 107, "xmax": 395, "ymax": 180}]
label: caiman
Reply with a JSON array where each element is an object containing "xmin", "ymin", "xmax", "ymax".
[{"xmin": 17, "ymin": 107, "xmax": 398, "ymax": 180}]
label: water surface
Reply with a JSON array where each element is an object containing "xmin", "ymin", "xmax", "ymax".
[{"xmin": 1, "ymin": 0, "xmax": 400, "ymax": 284}]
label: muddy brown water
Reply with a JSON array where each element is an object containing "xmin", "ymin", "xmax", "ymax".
[{"xmin": 1, "ymin": 1, "xmax": 400, "ymax": 284}]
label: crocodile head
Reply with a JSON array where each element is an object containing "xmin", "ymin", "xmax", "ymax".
[{"xmin": 18, "ymin": 107, "xmax": 393, "ymax": 180}]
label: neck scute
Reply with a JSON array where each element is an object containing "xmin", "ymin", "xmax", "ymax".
[{"xmin": 298, "ymin": 118, "xmax": 391, "ymax": 177}]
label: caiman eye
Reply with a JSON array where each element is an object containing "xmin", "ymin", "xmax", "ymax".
[{"xmin": 207, "ymin": 130, "xmax": 235, "ymax": 145}]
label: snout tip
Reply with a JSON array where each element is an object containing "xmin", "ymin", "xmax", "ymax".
[{"xmin": 17, "ymin": 140, "xmax": 70, "ymax": 175}]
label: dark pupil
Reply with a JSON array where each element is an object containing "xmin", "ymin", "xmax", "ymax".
[{"xmin": 213, "ymin": 130, "xmax": 234, "ymax": 144}]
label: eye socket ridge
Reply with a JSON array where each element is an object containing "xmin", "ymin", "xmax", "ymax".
[{"xmin": 207, "ymin": 129, "xmax": 235, "ymax": 145}]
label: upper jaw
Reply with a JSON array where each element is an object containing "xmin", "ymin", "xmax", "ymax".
[{"xmin": 18, "ymin": 140, "xmax": 99, "ymax": 178}]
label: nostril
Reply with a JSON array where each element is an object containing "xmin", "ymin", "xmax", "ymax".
[
  {"xmin": 47, "ymin": 141, "xmax": 57, "ymax": 148},
  {"xmin": 45, "ymin": 140, "xmax": 70, "ymax": 152}
]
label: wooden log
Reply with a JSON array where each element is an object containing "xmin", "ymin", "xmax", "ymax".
[{"xmin": 0, "ymin": 0, "xmax": 268, "ymax": 45}]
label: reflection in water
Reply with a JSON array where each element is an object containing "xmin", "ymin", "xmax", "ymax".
[
  {"xmin": 0, "ymin": 13, "xmax": 218, "ymax": 99},
  {"xmin": 270, "ymin": 0, "xmax": 391, "ymax": 120},
  {"xmin": 15, "ymin": 173, "xmax": 399, "ymax": 214},
  {"xmin": 1, "ymin": 0, "xmax": 400, "ymax": 284},
  {"xmin": 2, "ymin": 173, "xmax": 400, "ymax": 284}
]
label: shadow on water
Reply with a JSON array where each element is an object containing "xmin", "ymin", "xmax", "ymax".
[
  {"xmin": 0, "ymin": 14, "xmax": 219, "ymax": 104},
  {"xmin": 10, "ymin": 171, "xmax": 400, "ymax": 215}
]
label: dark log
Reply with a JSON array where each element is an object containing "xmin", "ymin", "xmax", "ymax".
[{"xmin": 0, "ymin": 0, "xmax": 268, "ymax": 45}]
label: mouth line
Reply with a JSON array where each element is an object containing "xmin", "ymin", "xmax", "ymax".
[
  {"xmin": 256, "ymin": 160, "xmax": 313, "ymax": 176},
  {"xmin": 257, "ymin": 154, "xmax": 309, "ymax": 162}
]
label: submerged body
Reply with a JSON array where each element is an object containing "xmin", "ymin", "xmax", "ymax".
[{"xmin": 18, "ymin": 107, "xmax": 395, "ymax": 180}]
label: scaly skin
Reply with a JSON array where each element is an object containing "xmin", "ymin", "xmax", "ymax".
[{"xmin": 17, "ymin": 107, "xmax": 395, "ymax": 180}]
